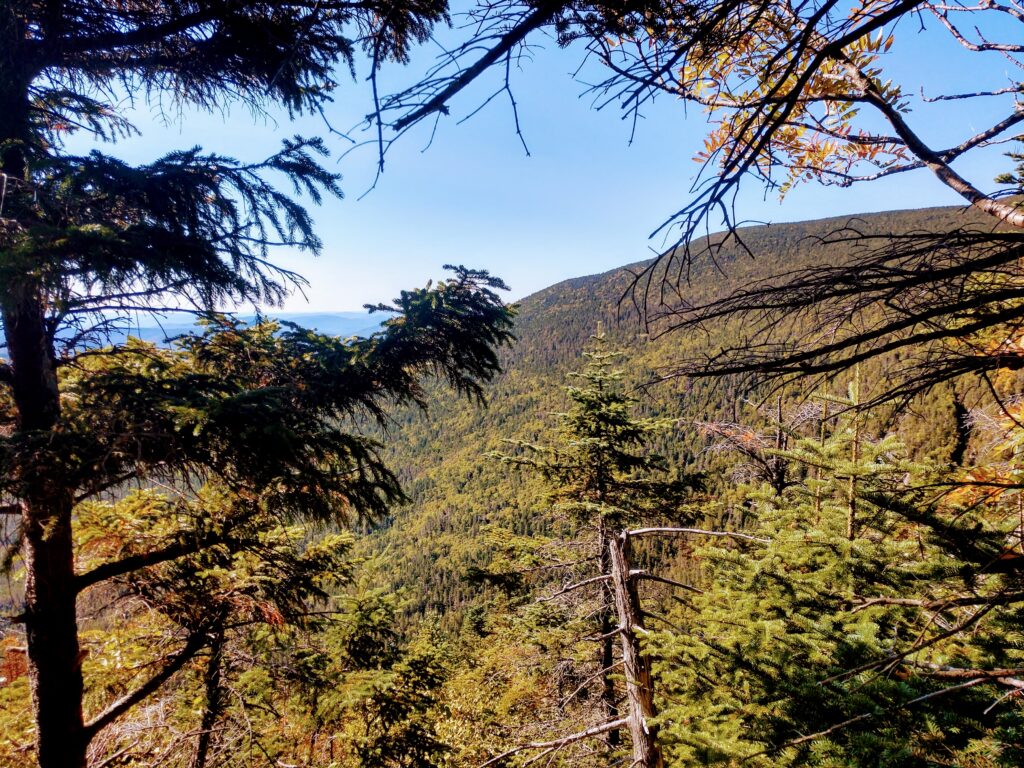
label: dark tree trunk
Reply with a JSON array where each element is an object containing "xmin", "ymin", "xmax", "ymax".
[
  {"xmin": 22, "ymin": 493, "xmax": 86, "ymax": 768},
  {"xmin": 1, "ymin": 10, "xmax": 88, "ymax": 767},
  {"xmin": 5, "ymin": 292, "xmax": 88, "ymax": 768},
  {"xmin": 190, "ymin": 624, "xmax": 226, "ymax": 768},
  {"xmin": 609, "ymin": 533, "xmax": 663, "ymax": 768}
]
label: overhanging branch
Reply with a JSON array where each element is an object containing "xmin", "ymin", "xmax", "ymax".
[
  {"xmin": 842, "ymin": 56, "xmax": 1024, "ymax": 229},
  {"xmin": 75, "ymin": 540, "xmax": 196, "ymax": 594},
  {"xmin": 391, "ymin": 3, "xmax": 558, "ymax": 131}
]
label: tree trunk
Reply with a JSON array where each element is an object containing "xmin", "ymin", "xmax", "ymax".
[
  {"xmin": 1, "ymin": 13, "xmax": 87, "ymax": 765},
  {"xmin": 847, "ymin": 367, "xmax": 861, "ymax": 541},
  {"xmin": 5, "ymin": 296, "xmax": 87, "ymax": 768},
  {"xmin": 190, "ymin": 624, "xmax": 226, "ymax": 768},
  {"xmin": 597, "ymin": 519, "xmax": 620, "ymax": 748},
  {"xmin": 22, "ymin": 494, "xmax": 86, "ymax": 768},
  {"xmin": 609, "ymin": 533, "xmax": 663, "ymax": 768},
  {"xmin": 0, "ymin": 10, "xmax": 30, "ymax": 185}
]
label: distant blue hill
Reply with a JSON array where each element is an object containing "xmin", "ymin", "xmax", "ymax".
[
  {"xmin": 112, "ymin": 311, "xmax": 386, "ymax": 345},
  {"xmin": 1, "ymin": 311, "xmax": 387, "ymax": 354}
]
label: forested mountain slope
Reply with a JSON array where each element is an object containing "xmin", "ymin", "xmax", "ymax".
[
  {"xmin": 2, "ymin": 205, "xmax": 1014, "ymax": 768},
  {"xmin": 365, "ymin": 205, "xmax": 989, "ymax": 624}
]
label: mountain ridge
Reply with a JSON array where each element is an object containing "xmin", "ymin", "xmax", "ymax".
[{"xmin": 363, "ymin": 204, "xmax": 989, "ymax": 625}]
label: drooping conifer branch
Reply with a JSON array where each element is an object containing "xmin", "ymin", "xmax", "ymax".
[
  {"xmin": 627, "ymin": 527, "xmax": 770, "ymax": 544},
  {"xmin": 82, "ymin": 631, "xmax": 210, "ymax": 741}
]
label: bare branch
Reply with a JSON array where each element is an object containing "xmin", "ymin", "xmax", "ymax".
[
  {"xmin": 480, "ymin": 718, "xmax": 630, "ymax": 767},
  {"xmin": 537, "ymin": 573, "xmax": 613, "ymax": 602},
  {"xmin": 559, "ymin": 661, "xmax": 625, "ymax": 708},
  {"xmin": 841, "ymin": 58, "xmax": 1024, "ymax": 228},
  {"xmin": 912, "ymin": 662, "xmax": 1024, "ymax": 683},
  {"xmin": 851, "ymin": 591, "xmax": 1024, "ymax": 612},
  {"xmin": 82, "ymin": 630, "xmax": 208, "ymax": 743},
  {"xmin": 631, "ymin": 570, "xmax": 704, "ymax": 593},
  {"xmin": 821, "ymin": 602, "xmax": 999, "ymax": 685},
  {"xmin": 929, "ymin": 7, "xmax": 1024, "ymax": 52},
  {"xmin": 922, "ymin": 84, "xmax": 1023, "ymax": 102},
  {"xmin": 391, "ymin": 3, "xmax": 558, "ymax": 131}
]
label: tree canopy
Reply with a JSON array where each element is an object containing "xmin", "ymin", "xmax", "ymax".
[{"xmin": 5, "ymin": 2, "xmax": 1024, "ymax": 766}]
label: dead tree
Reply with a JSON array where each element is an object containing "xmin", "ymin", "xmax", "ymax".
[{"xmin": 609, "ymin": 532, "xmax": 664, "ymax": 768}]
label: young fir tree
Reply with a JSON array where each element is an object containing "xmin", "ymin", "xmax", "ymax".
[
  {"xmin": 653, "ymin": 388, "xmax": 1024, "ymax": 766},
  {"xmin": 76, "ymin": 486, "xmax": 357, "ymax": 768},
  {"xmin": 489, "ymin": 336, "xmax": 695, "ymax": 767},
  {"xmin": 234, "ymin": 578, "xmax": 450, "ymax": 768}
]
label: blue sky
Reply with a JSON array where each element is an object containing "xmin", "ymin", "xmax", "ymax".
[{"xmin": 68, "ymin": 12, "xmax": 1021, "ymax": 312}]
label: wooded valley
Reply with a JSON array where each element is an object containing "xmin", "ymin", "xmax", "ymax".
[{"xmin": 4, "ymin": 206, "xmax": 1024, "ymax": 766}]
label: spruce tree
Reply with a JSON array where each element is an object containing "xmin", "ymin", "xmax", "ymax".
[
  {"xmin": 1, "ymin": 287, "xmax": 511, "ymax": 767},
  {"xmin": 3, "ymin": 490, "xmax": 454, "ymax": 767},
  {"xmin": 490, "ymin": 335, "xmax": 695, "ymax": 766},
  {"xmin": 654, "ymin": 396, "xmax": 1024, "ymax": 766},
  {"xmin": 0, "ymin": 6, "xmax": 510, "ymax": 764}
]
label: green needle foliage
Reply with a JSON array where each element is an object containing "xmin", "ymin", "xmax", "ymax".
[
  {"xmin": 2, "ymin": 4, "xmax": 517, "ymax": 766},
  {"xmin": 654, "ymin": 396, "xmax": 1024, "ymax": 767},
  {"xmin": 482, "ymin": 336, "xmax": 698, "ymax": 766},
  {"xmin": 492, "ymin": 334, "xmax": 695, "ymax": 530},
  {"xmin": 0, "ymin": 268, "xmax": 513, "ymax": 764},
  {"xmin": 0, "ymin": 487, "xmax": 455, "ymax": 768}
]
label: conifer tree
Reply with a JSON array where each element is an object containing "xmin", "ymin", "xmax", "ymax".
[
  {"xmin": 1, "ymin": 286, "xmax": 512, "ymax": 766},
  {"xmin": 490, "ymin": 336, "xmax": 695, "ymax": 766},
  {"xmin": 0, "ymin": 5, "xmax": 517, "ymax": 766},
  {"xmin": 73, "ymin": 485, "xmax": 357, "ymax": 768},
  {"xmin": 3, "ymin": 493, "xmax": 454, "ymax": 767},
  {"xmin": 654, "ymin": 394, "xmax": 1024, "ymax": 765}
]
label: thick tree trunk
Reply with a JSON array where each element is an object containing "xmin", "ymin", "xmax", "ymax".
[
  {"xmin": 1, "ymin": 12, "xmax": 87, "ymax": 766},
  {"xmin": 5, "ymin": 291, "xmax": 88, "ymax": 768},
  {"xmin": 597, "ymin": 520, "xmax": 620, "ymax": 748},
  {"xmin": 609, "ymin": 533, "xmax": 664, "ymax": 768},
  {"xmin": 0, "ymin": 10, "xmax": 30, "ymax": 185},
  {"xmin": 1, "ymin": 212, "xmax": 85, "ymax": 768},
  {"xmin": 22, "ymin": 494, "xmax": 86, "ymax": 768}
]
